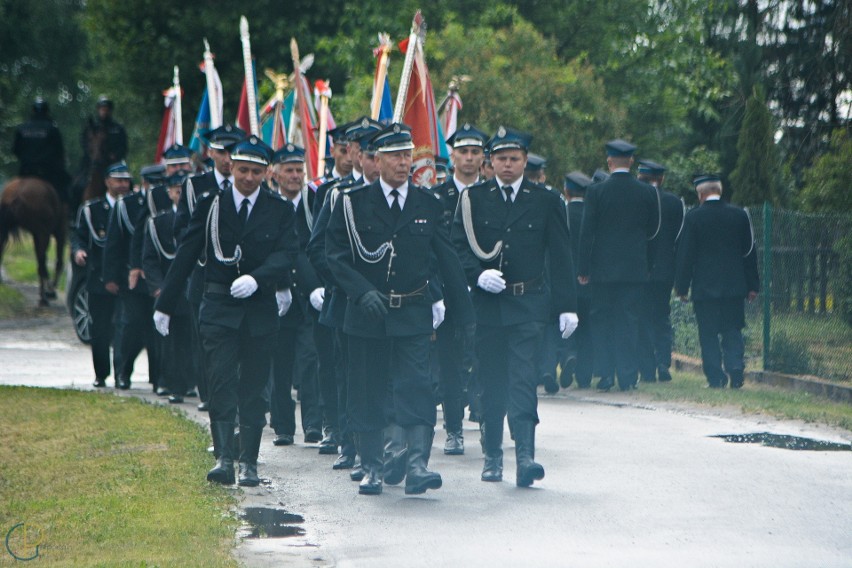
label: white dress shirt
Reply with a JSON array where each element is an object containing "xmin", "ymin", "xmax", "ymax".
[
  {"xmin": 380, "ymin": 178, "xmax": 409, "ymax": 209},
  {"xmin": 495, "ymin": 176, "xmax": 523, "ymax": 202}
]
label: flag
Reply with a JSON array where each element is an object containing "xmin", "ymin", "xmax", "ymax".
[
  {"xmin": 189, "ymin": 58, "xmax": 224, "ymax": 156},
  {"xmin": 154, "ymin": 86, "xmax": 179, "ymax": 163},
  {"xmin": 293, "ymin": 72, "xmax": 319, "ymax": 177},
  {"xmin": 235, "ymin": 61, "xmax": 259, "ymax": 134},
  {"xmin": 372, "ymin": 34, "xmax": 394, "ymax": 123},
  {"xmin": 377, "ymin": 75, "xmax": 394, "ymax": 124},
  {"xmin": 440, "ymin": 89, "xmax": 462, "ymax": 157},
  {"xmin": 398, "ymin": 25, "xmax": 441, "ymax": 187}
]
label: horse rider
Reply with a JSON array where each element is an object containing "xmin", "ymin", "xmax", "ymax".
[
  {"xmin": 80, "ymin": 95, "xmax": 128, "ymax": 174},
  {"xmin": 12, "ymin": 97, "xmax": 71, "ymax": 203}
]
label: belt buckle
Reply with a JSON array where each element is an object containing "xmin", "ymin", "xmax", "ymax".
[
  {"xmin": 512, "ymin": 282, "xmax": 524, "ymax": 296},
  {"xmin": 389, "ymin": 294, "xmax": 402, "ymax": 308}
]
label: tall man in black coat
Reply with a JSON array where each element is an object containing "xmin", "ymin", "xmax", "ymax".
[
  {"xmin": 577, "ymin": 140, "xmax": 660, "ymax": 392},
  {"xmin": 174, "ymin": 125, "xmax": 244, "ymax": 409},
  {"xmin": 325, "ymin": 123, "xmax": 475, "ymax": 497},
  {"xmin": 430, "ymin": 123, "xmax": 487, "ymax": 455},
  {"xmin": 636, "ymin": 159, "xmax": 685, "ymax": 383},
  {"xmin": 452, "ymin": 127, "xmax": 577, "ymax": 487},
  {"xmin": 154, "ymin": 136, "xmax": 298, "ymax": 486},
  {"xmin": 71, "ymin": 162, "xmax": 131, "ymax": 387},
  {"xmin": 675, "ymin": 175, "xmax": 759, "ymax": 388}
]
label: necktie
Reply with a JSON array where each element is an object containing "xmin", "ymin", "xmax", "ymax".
[
  {"xmin": 390, "ymin": 189, "xmax": 402, "ymax": 220},
  {"xmin": 222, "ymin": 179, "xmax": 231, "ymax": 193},
  {"xmin": 502, "ymin": 185, "xmax": 513, "ymax": 207},
  {"xmin": 238, "ymin": 197, "xmax": 250, "ymax": 227}
]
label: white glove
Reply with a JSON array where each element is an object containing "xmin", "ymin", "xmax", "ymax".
[
  {"xmin": 477, "ymin": 269, "xmax": 506, "ymax": 294},
  {"xmin": 230, "ymin": 275, "xmax": 258, "ymax": 299},
  {"xmin": 559, "ymin": 312, "xmax": 579, "ymax": 339},
  {"xmin": 276, "ymin": 288, "xmax": 293, "ymax": 317},
  {"xmin": 153, "ymin": 310, "xmax": 171, "ymax": 337},
  {"xmin": 309, "ymin": 287, "xmax": 325, "ymax": 311},
  {"xmin": 432, "ymin": 299, "xmax": 446, "ymax": 330}
]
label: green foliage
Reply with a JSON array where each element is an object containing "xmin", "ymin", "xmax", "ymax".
[
  {"xmin": 767, "ymin": 330, "xmax": 814, "ymax": 376},
  {"xmin": 798, "ymin": 129, "xmax": 852, "ymax": 213},
  {"xmin": 834, "ymin": 232, "xmax": 852, "ymax": 327},
  {"xmin": 730, "ymin": 86, "xmax": 784, "ymax": 206},
  {"xmin": 661, "ymin": 146, "xmax": 722, "ymax": 205}
]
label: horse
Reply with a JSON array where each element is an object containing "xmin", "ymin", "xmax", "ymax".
[
  {"xmin": 0, "ymin": 177, "xmax": 67, "ymax": 306},
  {"xmin": 68, "ymin": 119, "xmax": 108, "ymax": 216}
]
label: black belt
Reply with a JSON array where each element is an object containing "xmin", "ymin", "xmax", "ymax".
[
  {"xmin": 498, "ymin": 275, "xmax": 544, "ymax": 296},
  {"xmin": 387, "ymin": 282, "xmax": 429, "ymax": 308},
  {"xmin": 204, "ymin": 282, "xmax": 231, "ymax": 295}
]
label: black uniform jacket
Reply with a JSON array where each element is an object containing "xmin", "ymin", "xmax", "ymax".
[
  {"xmin": 675, "ymin": 199, "xmax": 760, "ymax": 301},
  {"xmin": 325, "ymin": 179, "xmax": 474, "ymax": 338},
  {"xmin": 649, "ymin": 188, "xmax": 685, "ymax": 285},
  {"xmin": 71, "ymin": 197, "xmax": 112, "ymax": 295},
  {"xmin": 102, "ymin": 191, "xmax": 147, "ymax": 294},
  {"xmin": 431, "ymin": 177, "xmax": 464, "ymax": 231},
  {"xmin": 174, "ymin": 171, "xmax": 223, "ymax": 304},
  {"xmin": 451, "ymin": 177, "xmax": 576, "ymax": 326},
  {"xmin": 155, "ymin": 187, "xmax": 298, "ymax": 337},
  {"xmin": 578, "ymin": 171, "xmax": 659, "ymax": 283},
  {"xmin": 567, "ymin": 199, "xmax": 590, "ymax": 300},
  {"xmin": 279, "ymin": 190, "xmax": 322, "ymax": 328}
]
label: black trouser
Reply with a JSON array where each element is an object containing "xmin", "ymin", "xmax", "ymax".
[
  {"xmin": 694, "ymin": 299, "xmax": 746, "ymax": 386},
  {"xmin": 638, "ymin": 281, "xmax": 674, "ymax": 378},
  {"xmin": 269, "ymin": 319, "xmax": 320, "ymax": 436},
  {"xmin": 88, "ymin": 291, "xmax": 117, "ymax": 380},
  {"xmin": 314, "ymin": 318, "xmax": 338, "ymax": 433},
  {"xmin": 477, "ymin": 321, "xmax": 544, "ymax": 429},
  {"xmin": 566, "ymin": 296, "xmax": 594, "ymax": 386},
  {"xmin": 187, "ymin": 299, "xmax": 207, "ymax": 399},
  {"xmin": 590, "ymin": 283, "xmax": 643, "ymax": 386},
  {"xmin": 200, "ymin": 321, "xmax": 273, "ymax": 428},
  {"xmin": 116, "ymin": 290, "xmax": 159, "ymax": 385},
  {"xmin": 436, "ymin": 320, "xmax": 465, "ymax": 433},
  {"xmin": 334, "ymin": 329, "xmax": 355, "ymax": 456},
  {"xmin": 347, "ymin": 334, "xmax": 434, "ymax": 433},
  {"xmin": 161, "ymin": 311, "xmax": 193, "ymax": 396}
]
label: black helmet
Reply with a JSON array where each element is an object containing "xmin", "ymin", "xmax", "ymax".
[{"xmin": 32, "ymin": 96, "xmax": 50, "ymax": 115}]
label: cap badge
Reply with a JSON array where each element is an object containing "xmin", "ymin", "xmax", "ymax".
[
  {"xmin": 361, "ymin": 118, "xmax": 369, "ymax": 128},
  {"xmin": 393, "ymin": 124, "xmax": 401, "ymax": 134},
  {"xmin": 497, "ymin": 126, "xmax": 506, "ymax": 137},
  {"xmin": 287, "ymin": 144, "xmax": 294, "ymax": 152}
]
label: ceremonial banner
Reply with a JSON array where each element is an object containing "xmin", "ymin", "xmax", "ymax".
[
  {"xmin": 371, "ymin": 33, "xmax": 394, "ymax": 123},
  {"xmin": 154, "ymin": 84, "xmax": 180, "ymax": 163},
  {"xmin": 440, "ymin": 89, "xmax": 462, "ymax": 157},
  {"xmin": 291, "ymin": 39, "xmax": 319, "ymax": 177},
  {"xmin": 235, "ymin": 62, "xmax": 259, "ymax": 136}
]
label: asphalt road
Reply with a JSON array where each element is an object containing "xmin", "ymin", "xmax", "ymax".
[{"xmin": 1, "ymin": 298, "xmax": 850, "ymax": 568}]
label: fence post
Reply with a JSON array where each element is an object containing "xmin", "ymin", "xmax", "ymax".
[{"xmin": 762, "ymin": 202, "xmax": 772, "ymax": 371}]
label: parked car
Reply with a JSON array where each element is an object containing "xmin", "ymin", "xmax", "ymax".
[{"xmin": 66, "ymin": 261, "xmax": 91, "ymax": 344}]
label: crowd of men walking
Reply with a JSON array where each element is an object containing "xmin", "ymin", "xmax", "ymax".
[{"xmin": 12, "ymin": 97, "xmax": 760, "ymax": 495}]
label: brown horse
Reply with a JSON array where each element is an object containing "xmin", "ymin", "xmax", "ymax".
[
  {"xmin": 0, "ymin": 177, "xmax": 67, "ymax": 306},
  {"xmin": 69, "ymin": 120, "xmax": 108, "ymax": 215}
]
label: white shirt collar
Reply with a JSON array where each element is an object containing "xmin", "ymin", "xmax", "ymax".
[
  {"xmin": 705, "ymin": 195, "xmax": 721, "ymax": 201},
  {"xmin": 611, "ymin": 167, "xmax": 631, "ymax": 174},
  {"xmin": 569, "ymin": 197, "xmax": 584, "ymax": 203},
  {"xmin": 232, "ymin": 185, "xmax": 260, "ymax": 214},
  {"xmin": 380, "ymin": 177, "xmax": 409, "ymax": 207},
  {"xmin": 453, "ymin": 175, "xmax": 477, "ymax": 191},
  {"xmin": 495, "ymin": 176, "xmax": 523, "ymax": 201},
  {"xmin": 214, "ymin": 169, "xmax": 235, "ymax": 189},
  {"xmin": 352, "ymin": 169, "xmax": 363, "ymax": 181},
  {"xmin": 331, "ymin": 167, "xmax": 342, "ymax": 180},
  {"xmin": 290, "ymin": 192, "xmax": 302, "ymax": 209},
  {"xmin": 106, "ymin": 193, "xmax": 117, "ymax": 208}
]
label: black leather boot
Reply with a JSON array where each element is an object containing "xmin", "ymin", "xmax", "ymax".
[
  {"xmin": 349, "ymin": 455, "xmax": 365, "ymax": 481},
  {"xmin": 207, "ymin": 421, "xmax": 235, "ymax": 485},
  {"xmin": 319, "ymin": 426, "xmax": 339, "ymax": 455},
  {"xmin": 514, "ymin": 421, "xmax": 544, "ymax": 488},
  {"xmin": 237, "ymin": 424, "xmax": 263, "ymax": 487},
  {"xmin": 404, "ymin": 425, "xmax": 442, "ymax": 495},
  {"xmin": 356, "ymin": 431, "xmax": 383, "ymax": 495},
  {"xmin": 481, "ymin": 421, "xmax": 503, "ymax": 482},
  {"xmin": 382, "ymin": 424, "xmax": 407, "ymax": 486}
]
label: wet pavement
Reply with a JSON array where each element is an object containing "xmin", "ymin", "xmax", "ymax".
[{"xmin": 1, "ymin": 286, "xmax": 851, "ymax": 567}]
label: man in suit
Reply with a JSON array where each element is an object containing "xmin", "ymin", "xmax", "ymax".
[
  {"xmin": 71, "ymin": 162, "xmax": 131, "ymax": 387},
  {"xmin": 154, "ymin": 136, "xmax": 298, "ymax": 487},
  {"xmin": 325, "ymin": 123, "xmax": 475, "ymax": 496},
  {"xmin": 267, "ymin": 144, "xmax": 323, "ymax": 446},
  {"xmin": 577, "ymin": 139, "xmax": 660, "ymax": 392},
  {"xmin": 637, "ymin": 159, "xmax": 685, "ymax": 383},
  {"xmin": 430, "ymin": 123, "xmax": 487, "ymax": 456},
  {"xmin": 452, "ymin": 127, "xmax": 577, "ymax": 487},
  {"xmin": 174, "ymin": 125, "xmax": 245, "ymax": 409},
  {"xmin": 675, "ymin": 175, "xmax": 759, "ymax": 388},
  {"xmin": 562, "ymin": 171, "xmax": 595, "ymax": 389}
]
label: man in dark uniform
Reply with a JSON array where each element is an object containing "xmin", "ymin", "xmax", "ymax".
[
  {"xmin": 72, "ymin": 162, "xmax": 131, "ymax": 387},
  {"xmin": 174, "ymin": 125, "xmax": 244, "ymax": 410},
  {"xmin": 577, "ymin": 139, "xmax": 659, "ymax": 392},
  {"xmin": 562, "ymin": 171, "xmax": 595, "ymax": 389},
  {"xmin": 431, "ymin": 123, "xmax": 487, "ymax": 455},
  {"xmin": 675, "ymin": 175, "xmax": 759, "ymax": 388},
  {"xmin": 325, "ymin": 123, "xmax": 475, "ymax": 496},
  {"xmin": 80, "ymin": 96, "xmax": 128, "ymax": 173},
  {"xmin": 154, "ymin": 136, "xmax": 298, "ymax": 486},
  {"xmin": 452, "ymin": 127, "xmax": 577, "ymax": 487},
  {"xmin": 102, "ymin": 162, "xmax": 161, "ymax": 391},
  {"xmin": 12, "ymin": 97, "xmax": 71, "ymax": 203},
  {"xmin": 637, "ymin": 159, "xmax": 685, "ymax": 383},
  {"xmin": 142, "ymin": 172, "xmax": 192, "ymax": 402},
  {"xmin": 267, "ymin": 144, "xmax": 323, "ymax": 446},
  {"xmin": 524, "ymin": 153, "xmax": 547, "ymax": 186}
]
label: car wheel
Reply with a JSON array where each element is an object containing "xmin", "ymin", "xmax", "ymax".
[{"xmin": 72, "ymin": 283, "xmax": 92, "ymax": 345}]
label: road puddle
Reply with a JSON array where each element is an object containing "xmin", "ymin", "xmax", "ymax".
[
  {"xmin": 711, "ymin": 432, "xmax": 851, "ymax": 451},
  {"xmin": 239, "ymin": 507, "xmax": 306, "ymax": 538}
]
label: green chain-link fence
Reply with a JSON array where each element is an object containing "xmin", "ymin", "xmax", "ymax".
[{"xmin": 672, "ymin": 204, "xmax": 852, "ymax": 383}]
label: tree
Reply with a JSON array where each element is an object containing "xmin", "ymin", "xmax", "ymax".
[
  {"xmin": 798, "ymin": 128, "xmax": 852, "ymax": 213},
  {"xmin": 730, "ymin": 86, "xmax": 784, "ymax": 206}
]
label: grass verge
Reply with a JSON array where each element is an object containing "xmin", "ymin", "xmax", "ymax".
[
  {"xmin": 1, "ymin": 233, "xmax": 67, "ymax": 287},
  {"xmin": 640, "ymin": 369, "xmax": 852, "ymax": 432},
  {"xmin": 0, "ymin": 387, "xmax": 238, "ymax": 566},
  {"xmin": 0, "ymin": 283, "xmax": 26, "ymax": 318}
]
